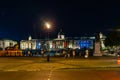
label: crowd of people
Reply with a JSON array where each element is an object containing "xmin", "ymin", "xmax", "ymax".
[
  {"xmin": 22, "ymin": 48, "xmax": 93, "ymax": 58},
  {"xmin": 63, "ymin": 48, "xmax": 90, "ymax": 58}
]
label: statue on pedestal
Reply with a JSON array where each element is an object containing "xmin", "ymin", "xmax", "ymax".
[
  {"xmin": 95, "ymin": 33, "xmax": 100, "ymax": 42},
  {"xmin": 93, "ymin": 33, "xmax": 102, "ymax": 56}
]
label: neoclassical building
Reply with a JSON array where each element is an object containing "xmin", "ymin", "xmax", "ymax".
[
  {"xmin": 46, "ymin": 29, "xmax": 96, "ymax": 50},
  {"xmin": 0, "ymin": 39, "xmax": 17, "ymax": 50},
  {"xmin": 20, "ymin": 30, "xmax": 105, "ymax": 51},
  {"xmin": 20, "ymin": 36, "xmax": 45, "ymax": 50}
]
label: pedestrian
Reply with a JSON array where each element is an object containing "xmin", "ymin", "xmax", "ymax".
[
  {"xmin": 28, "ymin": 51, "xmax": 31, "ymax": 56},
  {"xmin": 72, "ymin": 49, "xmax": 75, "ymax": 58},
  {"xmin": 68, "ymin": 53, "xmax": 70, "ymax": 58},
  {"xmin": 63, "ymin": 50, "xmax": 67, "ymax": 58},
  {"xmin": 79, "ymin": 52, "xmax": 81, "ymax": 56},
  {"xmin": 85, "ymin": 49, "xmax": 89, "ymax": 58},
  {"xmin": 64, "ymin": 54, "xmax": 67, "ymax": 58},
  {"xmin": 47, "ymin": 53, "xmax": 50, "ymax": 62},
  {"xmin": 41, "ymin": 50, "xmax": 44, "ymax": 57}
]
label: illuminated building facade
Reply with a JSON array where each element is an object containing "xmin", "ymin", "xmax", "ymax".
[
  {"xmin": 46, "ymin": 30, "xmax": 95, "ymax": 50},
  {"xmin": 20, "ymin": 31, "xmax": 105, "ymax": 51},
  {"xmin": 48, "ymin": 37, "xmax": 94, "ymax": 50},
  {"xmin": 0, "ymin": 39, "xmax": 17, "ymax": 50},
  {"xmin": 20, "ymin": 36, "xmax": 45, "ymax": 50}
]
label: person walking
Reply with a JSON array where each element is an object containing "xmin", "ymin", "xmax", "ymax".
[
  {"xmin": 41, "ymin": 50, "xmax": 44, "ymax": 57},
  {"xmin": 73, "ymin": 49, "xmax": 76, "ymax": 58},
  {"xmin": 85, "ymin": 49, "xmax": 89, "ymax": 58},
  {"xmin": 28, "ymin": 51, "xmax": 31, "ymax": 56},
  {"xmin": 63, "ymin": 50, "xmax": 67, "ymax": 58}
]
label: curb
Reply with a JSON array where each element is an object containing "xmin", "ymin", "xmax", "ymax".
[{"xmin": 57, "ymin": 66, "xmax": 120, "ymax": 70}]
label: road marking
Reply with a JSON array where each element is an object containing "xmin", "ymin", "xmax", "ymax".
[
  {"xmin": 26, "ymin": 69, "xmax": 41, "ymax": 72},
  {"xmin": 48, "ymin": 69, "xmax": 53, "ymax": 80},
  {"xmin": 48, "ymin": 72, "xmax": 52, "ymax": 78},
  {"xmin": 1, "ymin": 69, "xmax": 41, "ymax": 72},
  {"xmin": 48, "ymin": 78, "xmax": 50, "ymax": 80},
  {"xmin": 4, "ymin": 70, "xmax": 18, "ymax": 72}
]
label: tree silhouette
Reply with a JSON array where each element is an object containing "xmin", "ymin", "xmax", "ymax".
[{"xmin": 105, "ymin": 30, "xmax": 120, "ymax": 46}]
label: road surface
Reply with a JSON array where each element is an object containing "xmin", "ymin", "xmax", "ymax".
[
  {"xmin": 0, "ymin": 70, "xmax": 120, "ymax": 80},
  {"xmin": 0, "ymin": 57, "xmax": 119, "ymax": 80}
]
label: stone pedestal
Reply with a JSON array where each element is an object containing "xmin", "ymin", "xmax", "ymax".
[{"xmin": 93, "ymin": 42, "xmax": 102, "ymax": 56}]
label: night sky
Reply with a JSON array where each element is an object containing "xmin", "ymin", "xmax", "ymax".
[{"xmin": 0, "ymin": 0, "xmax": 119, "ymax": 41}]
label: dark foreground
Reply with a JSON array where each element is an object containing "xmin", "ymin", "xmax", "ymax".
[
  {"xmin": 0, "ymin": 57, "xmax": 120, "ymax": 80},
  {"xmin": 0, "ymin": 70, "xmax": 120, "ymax": 80}
]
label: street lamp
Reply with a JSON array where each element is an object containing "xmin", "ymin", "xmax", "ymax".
[
  {"xmin": 45, "ymin": 22, "xmax": 51, "ymax": 62},
  {"xmin": 45, "ymin": 22, "xmax": 51, "ymax": 29}
]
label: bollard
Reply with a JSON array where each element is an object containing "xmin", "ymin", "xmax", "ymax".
[{"xmin": 118, "ymin": 58, "xmax": 120, "ymax": 64}]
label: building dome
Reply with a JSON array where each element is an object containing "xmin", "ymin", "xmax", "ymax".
[
  {"xmin": 58, "ymin": 29, "xmax": 64, "ymax": 35},
  {"xmin": 58, "ymin": 29, "xmax": 65, "ymax": 39},
  {"xmin": 28, "ymin": 36, "xmax": 32, "ymax": 40}
]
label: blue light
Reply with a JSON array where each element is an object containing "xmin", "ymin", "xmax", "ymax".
[
  {"xmin": 38, "ymin": 43, "xmax": 41, "ymax": 46},
  {"xmin": 36, "ymin": 42, "xmax": 41, "ymax": 49},
  {"xmin": 78, "ymin": 40, "xmax": 93, "ymax": 49}
]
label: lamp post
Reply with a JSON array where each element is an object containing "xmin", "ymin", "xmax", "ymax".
[{"xmin": 45, "ymin": 22, "xmax": 51, "ymax": 62}]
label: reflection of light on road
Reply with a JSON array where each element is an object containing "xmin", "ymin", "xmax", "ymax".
[{"xmin": 48, "ymin": 69, "xmax": 53, "ymax": 80}]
